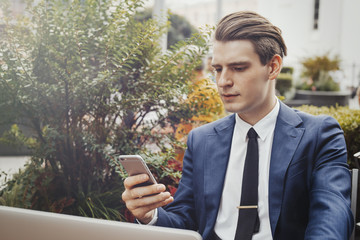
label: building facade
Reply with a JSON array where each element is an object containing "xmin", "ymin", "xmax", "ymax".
[
  {"xmin": 169, "ymin": 0, "xmax": 360, "ymax": 89},
  {"xmin": 3, "ymin": 0, "xmax": 360, "ymax": 89}
]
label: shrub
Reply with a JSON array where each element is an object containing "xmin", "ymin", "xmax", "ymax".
[
  {"xmin": 135, "ymin": 8, "xmax": 198, "ymax": 49},
  {"xmin": 281, "ymin": 66, "xmax": 294, "ymax": 75},
  {"xmin": 0, "ymin": 0, "xmax": 210, "ymax": 221},
  {"xmin": 297, "ymin": 54, "xmax": 341, "ymax": 91},
  {"xmin": 276, "ymin": 75, "xmax": 292, "ymax": 96},
  {"xmin": 295, "ymin": 105, "xmax": 360, "ymax": 166},
  {"xmin": 276, "ymin": 67, "xmax": 293, "ymax": 96}
]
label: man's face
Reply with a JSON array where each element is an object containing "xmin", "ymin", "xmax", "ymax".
[{"xmin": 211, "ymin": 40, "xmax": 275, "ymax": 123}]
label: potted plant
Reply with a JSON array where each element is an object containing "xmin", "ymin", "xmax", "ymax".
[
  {"xmin": 292, "ymin": 54, "xmax": 351, "ymax": 107},
  {"xmin": 276, "ymin": 66, "xmax": 293, "ymax": 96}
]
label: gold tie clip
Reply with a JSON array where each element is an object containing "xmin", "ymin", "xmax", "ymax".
[{"xmin": 237, "ymin": 205, "xmax": 258, "ymax": 209}]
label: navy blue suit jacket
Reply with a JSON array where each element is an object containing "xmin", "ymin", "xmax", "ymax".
[{"xmin": 156, "ymin": 102, "xmax": 354, "ymax": 239}]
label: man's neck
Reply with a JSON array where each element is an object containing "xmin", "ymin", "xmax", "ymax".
[{"xmin": 237, "ymin": 96, "xmax": 278, "ymax": 126}]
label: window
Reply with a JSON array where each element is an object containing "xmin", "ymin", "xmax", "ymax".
[{"xmin": 313, "ymin": 0, "xmax": 320, "ymax": 30}]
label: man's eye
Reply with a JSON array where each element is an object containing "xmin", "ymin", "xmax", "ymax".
[
  {"xmin": 234, "ymin": 67, "xmax": 246, "ymax": 71},
  {"xmin": 213, "ymin": 68, "xmax": 222, "ymax": 73}
]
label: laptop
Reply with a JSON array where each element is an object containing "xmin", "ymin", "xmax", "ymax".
[{"xmin": 0, "ymin": 206, "xmax": 202, "ymax": 240}]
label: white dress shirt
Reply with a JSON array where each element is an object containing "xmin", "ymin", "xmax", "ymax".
[{"xmin": 214, "ymin": 100, "xmax": 280, "ymax": 240}]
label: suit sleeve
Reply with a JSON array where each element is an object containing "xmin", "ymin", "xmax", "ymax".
[
  {"xmin": 156, "ymin": 130, "xmax": 198, "ymax": 230},
  {"xmin": 305, "ymin": 116, "xmax": 354, "ymax": 239}
]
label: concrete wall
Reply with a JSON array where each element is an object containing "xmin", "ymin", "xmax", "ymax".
[
  {"xmin": 257, "ymin": 0, "xmax": 360, "ymax": 88},
  {"xmin": 339, "ymin": 0, "xmax": 360, "ymax": 87},
  {"xmin": 167, "ymin": 0, "xmax": 360, "ymax": 90}
]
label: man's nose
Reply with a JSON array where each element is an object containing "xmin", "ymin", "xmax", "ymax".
[{"xmin": 217, "ymin": 69, "xmax": 233, "ymax": 87}]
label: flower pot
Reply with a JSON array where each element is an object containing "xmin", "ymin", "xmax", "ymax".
[{"xmin": 289, "ymin": 90, "xmax": 351, "ymax": 107}]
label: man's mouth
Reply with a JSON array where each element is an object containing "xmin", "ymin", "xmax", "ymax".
[
  {"xmin": 222, "ymin": 93, "xmax": 240, "ymax": 100},
  {"xmin": 222, "ymin": 93, "xmax": 240, "ymax": 97}
]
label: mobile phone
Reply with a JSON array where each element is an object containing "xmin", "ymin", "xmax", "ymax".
[{"xmin": 119, "ymin": 155, "xmax": 157, "ymax": 187}]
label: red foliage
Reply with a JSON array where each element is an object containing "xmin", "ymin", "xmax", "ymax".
[
  {"xmin": 167, "ymin": 185, "xmax": 178, "ymax": 197},
  {"xmin": 50, "ymin": 197, "xmax": 76, "ymax": 213},
  {"xmin": 166, "ymin": 159, "xmax": 183, "ymax": 172},
  {"xmin": 124, "ymin": 208, "xmax": 136, "ymax": 223}
]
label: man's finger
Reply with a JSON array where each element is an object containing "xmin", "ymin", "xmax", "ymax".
[
  {"xmin": 130, "ymin": 184, "xmax": 166, "ymax": 199},
  {"xmin": 132, "ymin": 196, "xmax": 174, "ymax": 220},
  {"xmin": 124, "ymin": 174, "xmax": 149, "ymax": 189},
  {"xmin": 131, "ymin": 191, "xmax": 171, "ymax": 208}
]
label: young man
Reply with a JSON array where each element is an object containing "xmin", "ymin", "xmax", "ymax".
[{"xmin": 122, "ymin": 11, "xmax": 354, "ymax": 239}]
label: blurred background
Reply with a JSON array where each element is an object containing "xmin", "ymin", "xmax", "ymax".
[
  {"xmin": 1, "ymin": 0, "xmax": 360, "ymax": 187},
  {"xmin": 1, "ymin": 1, "xmax": 360, "ymax": 228},
  {"xmin": 2, "ymin": 0, "xmax": 360, "ymax": 94},
  {"xmin": 145, "ymin": 0, "xmax": 360, "ymax": 96}
]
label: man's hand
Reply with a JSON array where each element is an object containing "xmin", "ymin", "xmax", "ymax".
[{"xmin": 122, "ymin": 174, "xmax": 174, "ymax": 224}]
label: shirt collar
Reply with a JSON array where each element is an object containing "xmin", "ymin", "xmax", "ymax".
[{"xmin": 235, "ymin": 99, "xmax": 280, "ymax": 142}]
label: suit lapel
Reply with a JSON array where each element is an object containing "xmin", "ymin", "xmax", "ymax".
[
  {"xmin": 201, "ymin": 103, "xmax": 305, "ymax": 236},
  {"xmin": 204, "ymin": 114, "xmax": 235, "ymax": 231},
  {"xmin": 268, "ymin": 102, "xmax": 305, "ymax": 235}
]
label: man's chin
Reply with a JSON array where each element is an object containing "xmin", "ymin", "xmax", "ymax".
[{"xmin": 223, "ymin": 106, "xmax": 240, "ymax": 114}]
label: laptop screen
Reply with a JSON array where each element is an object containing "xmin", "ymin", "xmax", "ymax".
[{"xmin": 0, "ymin": 206, "xmax": 202, "ymax": 240}]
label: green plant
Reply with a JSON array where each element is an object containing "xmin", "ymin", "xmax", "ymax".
[
  {"xmin": 0, "ymin": 124, "xmax": 35, "ymax": 155},
  {"xmin": 135, "ymin": 8, "xmax": 198, "ymax": 49},
  {"xmin": 281, "ymin": 66, "xmax": 294, "ymax": 75},
  {"xmin": 314, "ymin": 71, "xmax": 340, "ymax": 91},
  {"xmin": 0, "ymin": 0, "xmax": 210, "ymax": 220},
  {"xmin": 296, "ymin": 105, "xmax": 360, "ymax": 166},
  {"xmin": 297, "ymin": 54, "xmax": 341, "ymax": 91},
  {"xmin": 276, "ymin": 67, "xmax": 293, "ymax": 96}
]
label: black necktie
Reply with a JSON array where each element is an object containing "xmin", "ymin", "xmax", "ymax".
[{"xmin": 235, "ymin": 127, "xmax": 260, "ymax": 240}]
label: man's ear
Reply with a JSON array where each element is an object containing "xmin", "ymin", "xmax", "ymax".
[{"xmin": 268, "ymin": 54, "xmax": 282, "ymax": 80}]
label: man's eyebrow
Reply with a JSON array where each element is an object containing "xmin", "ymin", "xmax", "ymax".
[
  {"xmin": 211, "ymin": 61, "xmax": 250, "ymax": 68},
  {"xmin": 228, "ymin": 61, "xmax": 250, "ymax": 66}
]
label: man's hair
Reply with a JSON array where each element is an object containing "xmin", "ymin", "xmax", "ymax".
[{"xmin": 215, "ymin": 11, "xmax": 287, "ymax": 65}]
